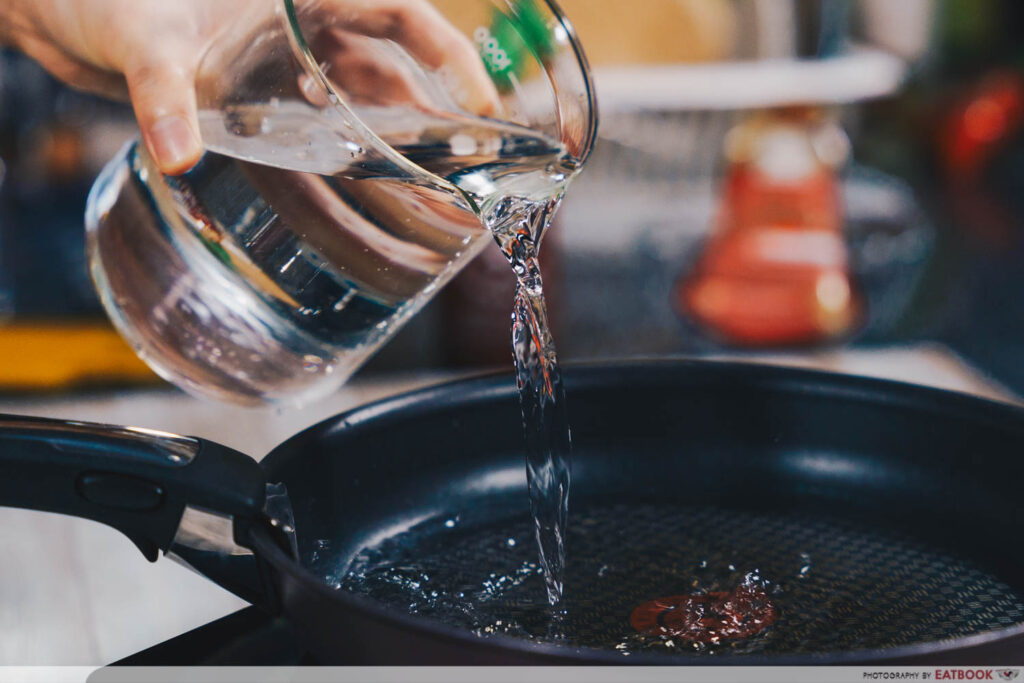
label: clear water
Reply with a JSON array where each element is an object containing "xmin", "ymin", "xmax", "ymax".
[
  {"xmin": 322, "ymin": 503, "xmax": 1024, "ymax": 656},
  {"xmin": 88, "ymin": 102, "xmax": 574, "ymax": 408},
  {"xmin": 486, "ymin": 193, "xmax": 571, "ymax": 606}
]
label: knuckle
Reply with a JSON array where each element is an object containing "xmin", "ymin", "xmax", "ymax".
[
  {"xmin": 380, "ymin": 3, "xmax": 413, "ymax": 40},
  {"xmin": 126, "ymin": 49, "xmax": 192, "ymax": 90},
  {"xmin": 355, "ymin": 60, "xmax": 396, "ymax": 85},
  {"xmin": 127, "ymin": 60, "xmax": 160, "ymax": 87}
]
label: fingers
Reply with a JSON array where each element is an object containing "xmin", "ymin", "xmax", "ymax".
[
  {"xmin": 125, "ymin": 57, "xmax": 202, "ymax": 175},
  {"xmin": 313, "ymin": 29, "xmax": 433, "ymax": 108},
  {"xmin": 13, "ymin": 34, "xmax": 129, "ymax": 101},
  {"xmin": 315, "ymin": 0, "xmax": 501, "ymax": 116}
]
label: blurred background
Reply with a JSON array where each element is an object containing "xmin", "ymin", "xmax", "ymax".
[{"xmin": 0, "ymin": 0, "xmax": 1022, "ymax": 395}]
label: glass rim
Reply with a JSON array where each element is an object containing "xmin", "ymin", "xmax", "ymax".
[
  {"xmin": 280, "ymin": 0, "xmax": 598, "ymax": 178},
  {"xmin": 543, "ymin": 0, "xmax": 598, "ymax": 165}
]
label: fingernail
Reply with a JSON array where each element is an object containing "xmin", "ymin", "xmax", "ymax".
[{"xmin": 149, "ymin": 116, "xmax": 199, "ymax": 173}]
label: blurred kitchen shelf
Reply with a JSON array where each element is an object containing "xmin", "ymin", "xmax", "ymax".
[
  {"xmin": 594, "ymin": 46, "xmax": 908, "ymax": 113},
  {"xmin": 0, "ymin": 320, "xmax": 156, "ymax": 390}
]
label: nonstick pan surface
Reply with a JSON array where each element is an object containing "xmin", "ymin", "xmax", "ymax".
[
  {"xmin": 2, "ymin": 361, "xmax": 1024, "ymax": 665},
  {"xmin": 249, "ymin": 361, "xmax": 1024, "ymax": 664}
]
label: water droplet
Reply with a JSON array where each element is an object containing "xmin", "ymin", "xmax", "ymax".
[
  {"xmin": 798, "ymin": 552, "xmax": 812, "ymax": 579},
  {"xmin": 279, "ymin": 254, "xmax": 298, "ymax": 273},
  {"xmin": 224, "ymin": 108, "xmax": 263, "ymax": 136},
  {"xmin": 302, "ymin": 355, "xmax": 323, "ymax": 372},
  {"xmin": 444, "ymin": 517, "xmax": 457, "ymax": 528},
  {"xmin": 332, "ymin": 290, "xmax": 356, "ymax": 312},
  {"xmin": 506, "ymin": 537, "xmax": 516, "ymax": 547},
  {"xmin": 597, "ymin": 565, "xmax": 608, "ymax": 577}
]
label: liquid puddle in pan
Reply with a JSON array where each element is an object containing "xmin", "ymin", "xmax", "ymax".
[{"xmin": 312, "ymin": 504, "xmax": 1024, "ymax": 656}]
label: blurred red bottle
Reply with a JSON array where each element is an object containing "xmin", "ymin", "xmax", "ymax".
[
  {"xmin": 938, "ymin": 71, "xmax": 1024, "ymax": 249},
  {"xmin": 676, "ymin": 107, "xmax": 862, "ymax": 346}
]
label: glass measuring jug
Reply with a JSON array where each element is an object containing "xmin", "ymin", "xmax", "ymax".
[{"xmin": 85, "ymin": 0, "xmax": 596, "ymax": 405}]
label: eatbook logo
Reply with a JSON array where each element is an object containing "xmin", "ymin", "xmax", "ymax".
[{"xmin": 998, "ymin": 670, "xmax": 1020, "ymax": 681}]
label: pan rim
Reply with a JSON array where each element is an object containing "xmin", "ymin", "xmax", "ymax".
[{"xmin": 256, "ymin": 359, "xmax": 1024, "ymax": 664}]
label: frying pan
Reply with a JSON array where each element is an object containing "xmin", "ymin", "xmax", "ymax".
[{"xmin": 1, "ymin": 361, "xmax": 1024, "ymax": 664}]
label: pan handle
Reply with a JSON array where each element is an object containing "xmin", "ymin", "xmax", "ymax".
[{"xmin": 0, "ymin": 414, "xmax": 267, "ymax": 563}]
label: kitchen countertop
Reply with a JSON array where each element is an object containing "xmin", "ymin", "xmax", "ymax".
[{"xmin": 0, "ymin": 345, "xmax": 1016, "ymax": 664}]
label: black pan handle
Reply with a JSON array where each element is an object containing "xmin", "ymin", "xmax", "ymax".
[{"xmin": 0, "ymin": 414, "xmax": 266, "ymax": 562}]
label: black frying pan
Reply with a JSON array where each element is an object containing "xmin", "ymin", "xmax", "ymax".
[{"xmin": 1, "ymin": 361, "xmax": 1024, "ymax": 664}]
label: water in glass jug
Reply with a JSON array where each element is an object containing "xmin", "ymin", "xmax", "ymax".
[{"xmin": 86, "ymin": 0, "xmax": 595, "ymax": 405}]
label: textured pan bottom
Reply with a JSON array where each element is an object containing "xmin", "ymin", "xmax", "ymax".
[{"xmin": 314, "ymin": 504, "xmax": 1024, "ymax": 656}]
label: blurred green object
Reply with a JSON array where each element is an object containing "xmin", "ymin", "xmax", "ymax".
[
  {"xmin": 484, "ymin": 0, "xmax": 555, "ymax": 92},
  {"xmin": 941, "ymin": 0, "xmax": 999, "ymax": 63}
]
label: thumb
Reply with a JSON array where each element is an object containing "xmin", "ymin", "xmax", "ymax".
[{"xmin": 126, "ymin": 59, "xmax": 202, "ymax": 175}]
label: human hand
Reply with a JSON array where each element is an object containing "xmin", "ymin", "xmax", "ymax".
[{"xmin": 2, "ymin": 0, "xmax": 499, "ymax": 175}]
